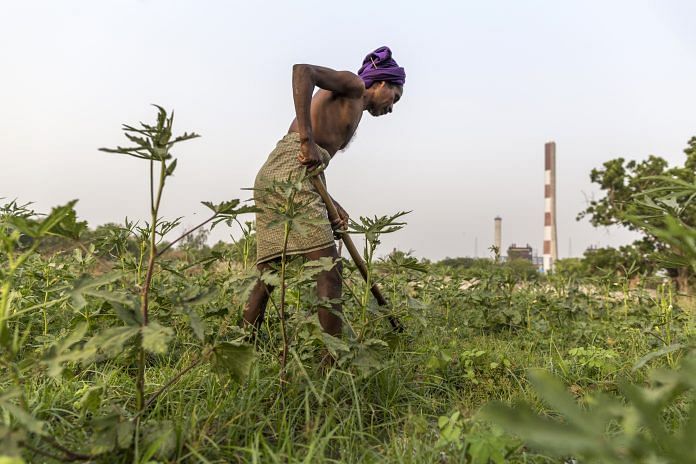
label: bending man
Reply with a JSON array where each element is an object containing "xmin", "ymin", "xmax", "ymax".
[{"xmin": 244, "ymin": 46, "xmax": 406, "ymax": 337}]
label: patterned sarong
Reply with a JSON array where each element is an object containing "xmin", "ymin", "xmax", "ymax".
[{"xmin": 254, "ymin": 132, "xmax": 335, "ymax": 264}]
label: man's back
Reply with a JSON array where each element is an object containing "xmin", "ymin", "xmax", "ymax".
[{"xmin": 287, "ymin": 67, "xmax": 366, "ymax": 157}]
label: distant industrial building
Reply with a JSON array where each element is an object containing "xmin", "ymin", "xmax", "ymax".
[
  {"xmin": 483, "ymin": 142, "xmax": 561, "ymax": 271},
  {"xmin": 507, "ymin": 243, "xmax": 533, "ymax": 262}
]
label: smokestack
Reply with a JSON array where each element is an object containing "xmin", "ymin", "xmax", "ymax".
[
  {"xmin": 543, "ymin": 141, "xmax": 558, "ymax": 271},
  {"xmin": 494, "ymin": 216, "xmax": 502, "ymax": 253}
]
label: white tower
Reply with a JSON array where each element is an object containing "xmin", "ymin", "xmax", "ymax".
[{"xmin": 494, "ymin": 216, "xmax": 502, "ymax": 253}]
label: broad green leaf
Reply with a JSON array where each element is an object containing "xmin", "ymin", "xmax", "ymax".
[
  {"xmin": 3, "ymin": 200, "xmax": 85, "ymax": 240},
  {"xmin": 112, "ymin": 302, "xmax": 139, "ymax": 327},
  {"xmin": 141, "ymin": 323, "xmax": 173, "ymax": 354},
  {"xmin": 468, "ymin": 437, "xmax": 506, "ymax": 464},
  {"xmin": 481, "ymin": 402, "xmax": 603, "ymax": 457},
  {"xmin": 82, "ymin": 326, "xmax": 140, "ymax": 362},
  {"xmin": 407, "ymin": 297, "xmax": 427, "ymax": 310},
  {"xmin": 69, "ymin": 272, "xmax": 124, "ymax": 310},
  {"xmin": 260, "ymin": 270, "xmax": 281, "ymax": 287},
  {"xmin": 350, "ymin": 338, "xmax": 387, "ymax": 373},
  {"xmin": 527, "ymin": 369, "xmax": 602, "ymax": 435},
  {"xmin": 41, "ymin": 201, "xmax": 87, "ymax": 239},
  {"xmin": 37, "ymin": 200, "xmax": 77, "ymax": 237},
  {"xmin": 0, "ymin": 402, "xmax": 45, "ymax": 436},
  {"xmin": 0, "ymin": 424, "xmax": 26, "ymax": 459},
  {"xmin": 141, "ymin": 420, "xmax": 175, "ymax": 461},
  {"xmin": 90, "ymin": 414, "xmax": 132, "ymax": 454},
  {"xmin": 0, "ymin": 457, "xmax": 25, "ymax": 464},
  {"xmin": 183, "ymin": 307, "xmax": 205, "ymax": 341},
  {"xmin": 100, "ymin": 106, "xmax": 198, "ymax": 162},
  {"xmin": 184, "ymin": 287, "xmax": 217, "ymax": 306},
  {"xmin": 225, "ymin": 268, "xmax": 260, "ymax": 305},
  {"xmin": 632, "ymin": 344, "xmax": 684, "ymax": 371},
  {"xmin": 72, "ymin": 385, "xmax": 103, "ymax": 414},
  {"xmin": 212, "ymin": 342, "xmax": 255, "ymax": 383},
  {"xmin": 116, "ymin": 420, "xmax": 134, "ymax": 449},
  {"xmin": 351, "ymin": 346, "xmax": 380, "ymax": 372},
  {"xmin": 202, "ymin": 199, "xmax": 240, "ymax": 214},
  {"xmin": 319, "ymin": 331, "xmax": 350, "ymax": 358},
  {"xmin": 3, "ymin": 216, "xmax": 35, "ymax": 237},
  {"xmin": 202, "ymin": 200, "xmax": 259, "ymax": 223},
  {"xmin": 81, "ymin": 289, "xmax": 131, "ymax": 305},
  {"xmin": 43, "ymin": 322, "xmax": 88, "ymax": 377},
  {"xmin": 291, "ymin": 257, "xmax": 337, "ymax": 284},
  {"xmin": 165, "ymin": 158, "xmax": 177, "ymax": 176},
  {"xmin": 308, "ymin": 257, "xmax": 338, "ymax": 272}
]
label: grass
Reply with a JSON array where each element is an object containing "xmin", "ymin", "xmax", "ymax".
[{"xmin": 3, "ymin": 251, "xmax": 692, "ymax": 463}]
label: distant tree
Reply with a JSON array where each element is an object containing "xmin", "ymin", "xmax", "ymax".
[
  {"xmin": 179, "ymin": 227, "xmax": 210, "ymax": 260},
  {"xmin": 212, "ymin": 221, "xmax": 257, "ymax": 268},
  {"xmin": 579, "ymin": 241, "xmax": 656, "ymax": 280},
  {"xmin": 179, "ymin": 227, "xmax": 209, "ymax": 250},
  {"xmin": 502, "ymin": 259, "xmax": 538, "ymax": 281},
  {"xmin": 435, "ymin": 256, "xmax": 538, "ymax": 282},
  {"xmin": 438, "ymin": 257, "xmax": 477, "ymax": 268},
  {"xmin": 579, "ymin": 136, "xmax": 696, "ymax": 292},
  {"xmin": 437, "ymin": 257, "xmax": 494, "ymax": 270},
  {"xmin": 554, "ymin": 257, "xmax": 587, "ymax": 278}
]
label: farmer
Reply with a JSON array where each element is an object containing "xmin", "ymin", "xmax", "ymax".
[{"xmin": 242, "ymin": 46, "xmax": 405, "ymax": 337}]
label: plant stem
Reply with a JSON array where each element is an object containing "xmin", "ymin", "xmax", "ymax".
[
  {"xmin": 136, "ymin": 155, "xmax": 167, "ymax": 428},
  {"xmin": 137, "ymin": 241, "xmax": 146, "ymax": 284},
  {"xmin": 141, "ymin": 159, "xmax": 167, "ymax": 325},
  {"xmin": 23, "ymin": 443, "xmax": 68, "ymax": 463},
  {"xmin": 359, "ymin": 241, "xmax": 375, "ymax": 337},
  {"xmin": 149, "ymin": 158, "xmax": 156, "ymax": 228},
  {"xmin": 0, "ymin": 245, "xmax": 39, "ymax": 342},
  {"xmin": 42, "ymin": 269, "xmax": 50, "ymax": 335},
  {"xmin": 361, "ymin": 241, "xmax": 370, "ymax": 324},
  {"xmin": 41, "ymin": 435, "xmax": 97, "ymax": 462},
  {"xmin": 278, "ymin": 222, "xmax": 291, "ymax": 381},
  {"xmin": 0, "ymin": 280, "xmax": 12, "ymax": 343}
]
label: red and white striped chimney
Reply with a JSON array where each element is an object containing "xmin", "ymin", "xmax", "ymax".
[{"xmin": 543, "ymin": 141, "xmax": 558, "ymax": 272}]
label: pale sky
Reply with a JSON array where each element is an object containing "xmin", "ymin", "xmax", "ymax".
[{"xmin": 2, "ymin": 0, "xmax": 696, "ymax": 260}]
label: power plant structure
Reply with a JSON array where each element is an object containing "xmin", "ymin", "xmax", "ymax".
[
  {"xmin": 507, "ymin": 244, "xmax": 534, "ymax": 262},
  {"xmin": 487, "ymin": 141, "xmax": 559, "ymax": 272},
  {"xmin": 543, "ymin": 141, "xmax": 558, "ymax": 272}
]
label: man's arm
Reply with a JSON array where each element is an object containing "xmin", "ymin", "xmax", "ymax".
[{"xmin": 292, "ymin": 64, "xmax": 364, "ymax": 166}]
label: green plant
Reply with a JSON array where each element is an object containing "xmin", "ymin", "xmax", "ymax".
[
  {"xmin": 567, "ymin": 345, "xmax": 618, "ymax": 376},
  {"xmin": 484, "ymin": 358, "xmax": 696, "ymax": 463},
  {"xmin": 348, "ymin": 211, "xmax": 409, "ymax": 336},
  {"xmin": 1, "ymin": 106, "xmax": 256, "ymax": 462}
]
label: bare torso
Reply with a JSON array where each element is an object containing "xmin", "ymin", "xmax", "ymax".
[{"xmin": 288, "ymin": 89, "xmax": 364, "ymax": 157}]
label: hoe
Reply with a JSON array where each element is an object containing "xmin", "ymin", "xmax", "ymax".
[{"xmin": 310, "ymin": 175, "xmax": 404, "ymax": 332}]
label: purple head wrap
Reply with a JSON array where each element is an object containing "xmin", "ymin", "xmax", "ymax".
[{"xmin": 357, "ymin": 46, "xmax": 406, "ymax": 89}]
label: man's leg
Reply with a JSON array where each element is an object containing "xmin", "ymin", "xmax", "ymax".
[
  {"xmin": 242, "ymin": 260, "xmax": 276, "ymax": 330},
  {"xmin": 303, "ymin": 246, "xmax": 343, "ymax": 336}
]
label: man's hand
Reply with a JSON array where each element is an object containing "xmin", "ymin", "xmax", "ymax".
[
  {"xmin": 331, "ymin": 200, "xmax": 349, "ymax": 238},
  {"xmin": 298, "ymin": 140, "xmax": 324, "ymax": 170}
]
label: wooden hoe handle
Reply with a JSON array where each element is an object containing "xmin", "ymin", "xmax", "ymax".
[{"xmin": 309, "ymin": 175, "xmax": 404, "ymax": 332}]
